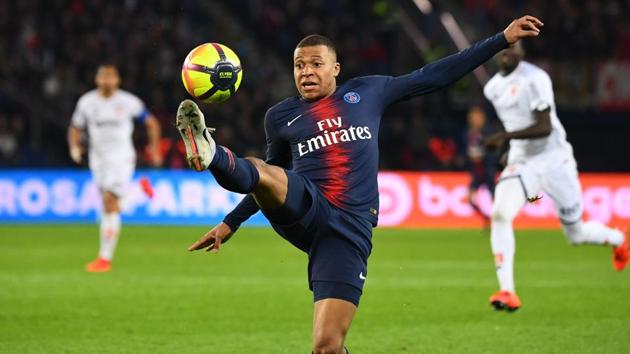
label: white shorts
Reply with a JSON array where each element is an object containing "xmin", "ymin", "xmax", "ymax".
[
  {"xmin": 89, "ymin": 153, "xmax": 135, "ymax": 197},
  {"xmin": 499, "ymin": 149, "xmax": 582, "ymax": 224}
]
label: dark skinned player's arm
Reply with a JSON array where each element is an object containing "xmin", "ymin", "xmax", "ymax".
[
  {"xmin": 485, "ymin": 107, "xmax": 552, "ymax": 150},
  {"xmin": 222, "ymin": 111, "xmax": 292, "ymax": 231},
  {"xmin": 486, "ymin": 108, "xmax": 550, "ymax": 203},
  {"xmin": 504, "ymin": 108, "xmax": 552, "ymax": 139}
]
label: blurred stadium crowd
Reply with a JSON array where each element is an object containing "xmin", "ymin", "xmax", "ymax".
[{"xmin": 1, "ymin": 0, "xmax": 629, "ymax": 170}]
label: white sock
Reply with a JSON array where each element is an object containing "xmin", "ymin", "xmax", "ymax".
[
  {"xmin": 99, "ymin": 212, "xmax": 121, "ymax": 261},
  {"xmin": 490, "ymin": 178, "xmax": 527, "ymax": 293},
  {"xmin": 563, "ymin": 221, "xmax": 624, "ymax": 247},
  {"xmin": 491, "ymin": 219, "xmax": 516, "ymax": 292}
]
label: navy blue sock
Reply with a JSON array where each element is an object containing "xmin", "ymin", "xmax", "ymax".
[{"xmin": 209, "ymin": 146, "xmax": 260, "ymax": 194}]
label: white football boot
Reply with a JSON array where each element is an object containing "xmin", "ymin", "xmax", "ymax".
[{"xmin": 176, "ymin": 99, "xmax": 216, "ymax": 171}]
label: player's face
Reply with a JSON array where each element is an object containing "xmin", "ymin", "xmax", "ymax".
[
  {"xmin": 496, "ymin": 43, "xmax": 524, "ymax": 74},
  {"xmin": 468, "ymin": 109, "xmax": 486, "ymax": 129},
  {"xmin": 293, "ymin": 45, "xmax": 340, "ymax": 101},
  {"xmin": 95, "ymin": 66, "xmax": 120, "ymax": 95}
]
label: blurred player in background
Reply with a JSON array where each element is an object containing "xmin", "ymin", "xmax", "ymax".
[
  {"xmin": 68, "ymin": 64, "xmax": 162, "ymax": 273},
  {"xmin": 179, "ymin": 16, "xmax": 542, "ymax": 353},
  {"xmin": 466, "ymin": 105, "xmax": 498, "ymax": 223},
  {"xmin": 483, "ymin": 42, "xmax": 629, "ymax": 312}
]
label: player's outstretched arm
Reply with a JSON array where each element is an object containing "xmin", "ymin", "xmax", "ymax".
[
  {"xmin": 188, "ymin": 222, "xmax": 235, "ymax": 253},
  {"xmin": 381, "ymin": 15, "xmax": 543, "ymax": 105}
]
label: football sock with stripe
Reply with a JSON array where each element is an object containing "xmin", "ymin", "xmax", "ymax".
[
  {"xmin": 562, "ymin": 221, "xmax": 624, "ymax": 246},
  {"xmin": 99, "ymin": 212, "xmax": 121, "ymax": 261},
  {"xmin": 491, "ymin": 219, "xmax": 516, "ymax": 292},
  {"xmin": 490, "ymin": 178, "xmax": 524, "ymax": 293},
  {"xmin": 209, "ymin": 146, "xmax": 260, "ymax": 194}
]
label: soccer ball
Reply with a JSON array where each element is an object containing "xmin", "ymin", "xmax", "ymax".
[{"xmin": 181, "ymin": 43, "xmax": 243, "ymax": 104}]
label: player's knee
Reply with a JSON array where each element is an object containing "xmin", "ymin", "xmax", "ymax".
[
  {"xmin": 246, "ymin": 157, "xmax": 288, "ymax": 208},
  {"xmin": 245, "ymin": 157, "xmax": 283, "ymax": 182},
  {"xmin": 245, "ymin": 158, "xmax": 271, "ymax": 185},
  {"xmin": 244, "ymin": 157, "xmax": 266, "ymax": 170},
  {"xmin": 490, "ymin": 179, "xmax": 526, "ymax": 223},
  {"xmin": 312, "ymin": 332, "xmax": 345, "ymax": 354},
  {"xmin": 102, "ymin": 192, "xmax": 120, "ymax": 213},
  {"xmin": 490, "ymin": 205, "xmax": 512, "ymax": 223}
]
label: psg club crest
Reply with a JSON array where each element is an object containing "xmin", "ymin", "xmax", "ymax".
[{"xmin": 343, "ymin": 91, "xmax": 361, "ymax": 104}]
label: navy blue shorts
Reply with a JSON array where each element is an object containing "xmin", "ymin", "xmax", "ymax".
[{"xmin": 261, "ymin": 170, "xmax": 373, "ymax": 306}]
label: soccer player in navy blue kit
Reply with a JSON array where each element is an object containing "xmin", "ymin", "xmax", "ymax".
[{"xmin": 179, "ymin": 16, "xmax": 543, "ymax": 354}]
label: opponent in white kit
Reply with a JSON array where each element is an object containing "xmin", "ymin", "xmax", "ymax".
[
  {"xmin": 483, "ymin": 43, "xmax": 629, "ymax": 311},
  {"xmin": 68, "ymin": 64, "xmax": 162, "ymax": 272}
]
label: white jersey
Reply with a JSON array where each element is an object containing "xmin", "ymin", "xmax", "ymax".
[
  {"xmin": 484, "ymin": 61, "xmax": 572, "ymax": 162},
  {"xmin": 71, "ymin": 89, "xmax": 147, "ymax": 158}
]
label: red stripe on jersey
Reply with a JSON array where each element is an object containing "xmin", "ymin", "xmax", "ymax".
[
  {"xmin": 223, "ymin": 146, "xmax": 236, "ymax": 171},
  {"xmin": 308, "ymin": 97, "xmax": 350, "ymax": 208},
  {"xmin": 320, "ymin": 142, "xmax": 351, "ymax": 208}
]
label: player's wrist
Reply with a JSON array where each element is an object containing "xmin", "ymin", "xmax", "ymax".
[
  {"xmin": 222, "ymin": 218, "xmax": 240, "ymax": 232},
  {"xmin": 498, "ymin": 31, "xmax": 511, "ymax": 47},
  {"xmin": 502, "ymin": 30, "xmax": 514, "ymax": 45},
  {"xmin": 69, "ymin": 145, "xmax": 82, "ymax": 162}
]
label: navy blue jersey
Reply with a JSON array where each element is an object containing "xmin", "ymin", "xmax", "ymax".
[{"xmin": 224, "ymin": 33, "xmax": 508, "ymax": 229}]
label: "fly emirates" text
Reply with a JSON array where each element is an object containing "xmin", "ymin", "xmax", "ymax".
[{"xmin": 297, "ymin": 116, "xmax": 372, "ymax": 157}]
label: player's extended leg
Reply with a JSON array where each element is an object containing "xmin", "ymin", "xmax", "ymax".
[
  {"xmin": 176, "ymin": 99, "xmax": 288, "ymax": 208},
  {"xmin": 488, "ymin": 177, "xmax": 526, "ymax": 311},
  {"xmin": 312, "ymin": 299, "xmax": 354, "ymax": 354},
  {"xmin": 562, "ymin": 221, "xmax": 625, "ymax": 247},
  {"xmin": 86, "ymin": 191, "xmax": 120, "ymax": 272},
  {"xmin": 544, "ymin": 160, "xmax": 629, "ymax": 271},
  {"xmin": 563, "ymin": 221, "xmax": 628, "ymax": 271}
]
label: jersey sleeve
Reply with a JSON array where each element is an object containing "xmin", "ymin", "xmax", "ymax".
[
  {"xmin": 526, "ymin": 71, "xmax": 554, "ymax": 112},
  {"xmin": 222, "ymin": 194, "xmax": 259, "ymax": 231},
  {"xmin": 264, "ymin": 108, "xmax": 292, "ymax": 169},
  {"xmin": 381, "ymin": 33, "xmax": 508, "ymax": 106},
  {"xmin": 130, "ymin": 94, "xmax": 150, "ymax": 122},
  {"xmin": 222, "ymin": 108, "xmax": 292, "ymax": 230},
  {"xmin": 70, "ymin": 98, "xmax": 87, "ymax": 129}
]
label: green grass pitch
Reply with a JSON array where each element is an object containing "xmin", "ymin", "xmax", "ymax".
[{"xmin": 1, "ymin": 225, "xmax": 628, "ymax": 353}]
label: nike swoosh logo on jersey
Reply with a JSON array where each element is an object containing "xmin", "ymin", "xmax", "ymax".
[
  {"xmin": 359, "ymin": 272, "xmax": 366, "ymax": 280},
  {"xmin": 287, "ymin": 114, "xmax": 303, "ymax": 126}
]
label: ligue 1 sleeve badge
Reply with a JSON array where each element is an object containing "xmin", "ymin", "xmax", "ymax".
[{"xmin": 343, "ymin": 91, "xmax": 361, "ymax": 104}]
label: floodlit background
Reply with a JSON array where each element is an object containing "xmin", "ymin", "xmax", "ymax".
[
  {"xmin": 1, "ymin": 1, "xmax": 629, "ymax": 353},
  {"xmin": 2, "ymin": 0, "xmax": 629, "ymax": 171}
]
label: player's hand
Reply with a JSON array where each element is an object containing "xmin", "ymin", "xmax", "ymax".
[
  {"xmin": 188, "ymin": 222, "xmax": 235, "ymax": 253},
  {"xmin": 148, "ymin": 145, "xmax": 163, "ymax": 167},
  {"xmin": 484, "ymin": 132, "xmax": 507, "ymax": 151},
  {"xmin": 503, "ymin": 15, "xmax": 543, "ymax": 44},
  {"xmin": 69, "ymin": 146, "xmax": 83, "ymax": 164}
]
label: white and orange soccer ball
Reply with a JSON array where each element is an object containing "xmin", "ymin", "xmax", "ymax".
[{"xmin": 181, "ymin": 43, "xmax": 243, "ymax": 104}]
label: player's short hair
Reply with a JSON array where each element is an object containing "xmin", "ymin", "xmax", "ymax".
[
  {"xmin": 97, "ymin": 63, "xmax": 120, "ymax": 74},
  {"xmin": 468, "ymin": 105, "xmax": 484, "ymax": 115},
  {"xmin": 296, "ymin": 34, "xmax": 336, "ymax": 56}
]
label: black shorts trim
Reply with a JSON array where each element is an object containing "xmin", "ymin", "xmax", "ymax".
[{"xmin": 498, "ymin": 175, "xmax": 528, "ymax": 202}]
